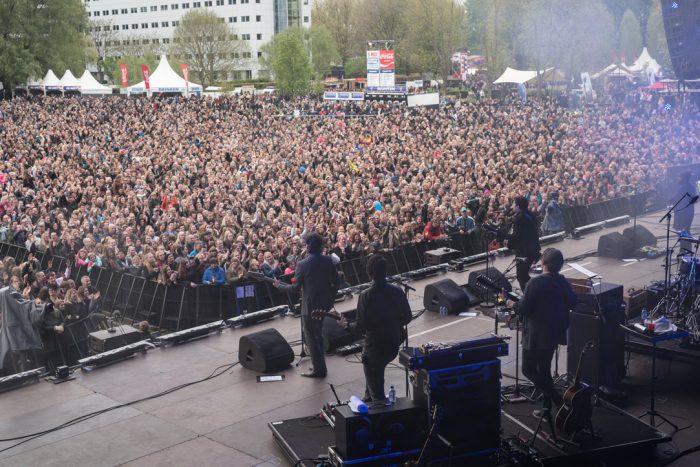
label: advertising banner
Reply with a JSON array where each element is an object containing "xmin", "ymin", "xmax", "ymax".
[
  {"xmin": 119, "ymin": 64, "xmax": 128, "ymax": 87},
  {"xmin": 140, "ymin": 64, "xmax": 151, "ymax": 90}
]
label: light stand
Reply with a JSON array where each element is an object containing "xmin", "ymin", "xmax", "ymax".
[{"xmin": 658, "ymin": 193, "xmax": 691, "ymax": 318}]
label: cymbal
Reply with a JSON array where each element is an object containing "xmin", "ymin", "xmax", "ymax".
[{"xmin": 672, "ymin": 230, "xmax": 700, "ymax": 241}]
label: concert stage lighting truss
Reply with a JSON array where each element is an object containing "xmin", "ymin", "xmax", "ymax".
[
  {"xmin": 0, "ymin": 367, "xmax": 45, "ymax": 393},
  {"xmin": 79, "ymin": 341, "xmax": 155, "ymax": 370},
  {"xmin": 604, "ymin": 215, "xmax": 631, "ymax": 228},
  {"xmin": 155, "ymin": 321, "xmax": 228, "ymax": 346}
]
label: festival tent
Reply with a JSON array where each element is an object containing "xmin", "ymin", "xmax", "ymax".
[
  {"xmin": 591, "ymin": 63, "xmax": 634, "ymax": 80},
  {"xmin": 627, "ymin": 47, "xmax": 662, "ymax": 75},
  {"xmin": 78, "ymin": 70, "xmax": 112, "ymax": 95},
  {"xmin": 493, "ymin": 67, "xmax": 555, "ymax": 84},
  {"xmin": 40, "ymin": 70, "xmax": 62, "ymax": 92},
  {"xmin": 58, "ymin": 70, "xmax": 81, "ymax": 92},
  {"xmin": 127, "ymin": 55, "xmax": 202, "ymax": 95}
]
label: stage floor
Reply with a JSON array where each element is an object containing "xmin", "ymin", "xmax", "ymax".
[{"xmin": 1, "ymin": 210, "xmax": 700, "ymax": 467}]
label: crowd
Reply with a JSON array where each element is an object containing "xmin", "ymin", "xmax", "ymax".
[{"xmin": 0, "ymin": 92, "xmax": 699, "ymax": 296}]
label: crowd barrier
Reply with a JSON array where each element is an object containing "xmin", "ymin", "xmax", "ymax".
[{"xmin": 0, "ymin": 190, "xmax": 659, "ymax": 366}]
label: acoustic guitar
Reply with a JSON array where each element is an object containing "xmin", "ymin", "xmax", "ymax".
[{"xmin": 555, "ymin": 341, "xmax": 595, "ymax": 437}]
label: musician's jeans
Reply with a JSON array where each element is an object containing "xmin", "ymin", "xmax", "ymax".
[
  {"xmin": 362, "ymin": 351, "xmax": 396, "ymax": 402},
  {"xmin": 302, "ymin": 315, "xmax": 327, "ymax": 375},
  {"xmin": 516, "ymin": 259, "xmax": 532, "ymax": 292},
  {"xmin": 522, "ymin": 348, "xmax": 562, "ymax": 410}
]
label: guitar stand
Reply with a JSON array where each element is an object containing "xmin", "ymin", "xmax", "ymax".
[{"xmin": 529, "ymin": 409, "xmax": 561, "ymax": 449}]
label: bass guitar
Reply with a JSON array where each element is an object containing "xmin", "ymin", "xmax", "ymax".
[{"xmin": 555, "ymin": 341, "xmax": 595, "ymax": 437}]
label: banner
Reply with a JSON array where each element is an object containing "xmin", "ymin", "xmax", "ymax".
[
  {"xmin": 119, "ymin": 64, "xmax": 128, "ymax": 87},
  {"xmin": 366, "ymin": 50, "xmax": 380, "ymax": 88},
  {"xmin": 140, "ymin": 64, "xmax": 151, "ymax": 90},
  {"xmin": 379, "ymin": 49, "xmax": 395, "ymax": 87},
  {"xmin": 181, "ymin": 63, "xmax": 189, "ymax": 88}
]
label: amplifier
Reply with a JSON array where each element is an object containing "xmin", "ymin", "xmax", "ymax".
[
  {"xmin": 424, "ymin": 247, "xmax": 461, "ymax": 266},
  {"xmin": 569, "ymin": 280, "xmax": 623, "ymax": 314},
  {"xmin": 334, "ymin": 397, "xmax": 425, "ymax": 460},
  {"xmin": 89, "ymin": 325, "xmax": 141, "ymax": 354}
]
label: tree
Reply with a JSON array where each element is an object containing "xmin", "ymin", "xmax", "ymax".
[
  {"xmin": 261, "ymin": 29, "xmax": 312, "ymax": 95},
  {"xmin": 88, "ymin": 19, "xmax": 121, "ymax": 82},
  {"xmin": 309, "ymin": 24, "xmax": 340, "ymax": 79},
  {"xmin": 402, "ymin": 0, "xmax": 467, "ymax": 83},
  {"xmin": 646, "ymin": 1, "xmax": 670, "ymax": 71},
  {"xmin": 169, "ymin": 10, "xmax": 248, "ymax": 87},
  {"xmin": 312, "ymin": 0, "xmax": 359, "ymax": 66},
  {"xmin": 0, "ymin": 0, "xmax": 88, "ymax": 93},
  {"xmin": 620, "ymin": 9, "xmax": 643, "ymax": 64}
]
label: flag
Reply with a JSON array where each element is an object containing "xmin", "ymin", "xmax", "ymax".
[
  {"xmin": 348, "ymin": 160, "xmax": 359, "ymax": 173},
  {"xmin": 141, "ymin": 64, "xmax": 151, "ymax": 90},
  {"xmin": 181, "ymin": 63, "xmax": 189, "ymax": 88},
  {"xmin": 119, "ymin": 64, "xmax": 128, "ymax": 87}
]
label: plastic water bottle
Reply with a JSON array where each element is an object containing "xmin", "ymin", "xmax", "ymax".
[
  {"xmin": 640, "ymin": 307, "xmax": 649, "ymax": 324},
  {"xmin": 388, "ymin": 386, "xmax": 396, "ymax": 405}
]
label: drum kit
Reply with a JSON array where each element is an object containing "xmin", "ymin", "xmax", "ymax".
[{"xmin": 652, "ymin": 229, "xmax": 700, "ymax": 345}]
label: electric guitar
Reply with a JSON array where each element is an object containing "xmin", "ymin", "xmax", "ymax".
[
  {"xmin": 310, "ymin": 309, "xmax": 343, "ymax": 321},
  {"xmin": 475, "ymin": 274, "xmax": 521, "ymax": 303},
  {"xmin": 555, "ymin": 341, "xmax": 595, "ymax": 437},
  {"xmin": 245, "ymin": 271, "xmax": 278, "ymax": 284}
]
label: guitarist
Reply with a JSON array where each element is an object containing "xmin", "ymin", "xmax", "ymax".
[
  {"xmin": 506, "ymin": 196, "xmax": 541, "ymax": 291},
  {"xmin": 506, "ymin": 248, "xmax": 577, "ymax": 420},
  {"xmin": 338, "ymin": 254, "xmax": 412, "ymax": 402},
  {"xmin": 274, "ymin": 233, "xmax": 339, "ymax": 378}
]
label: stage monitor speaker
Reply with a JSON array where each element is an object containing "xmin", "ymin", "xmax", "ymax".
[
  {"xmin": 622, "ymin": 225, "xmax": 657, "ymax": 248},
  {"xmin": 239, "ymin": 328, "xmax": 294, "ymax": 373},
  {"xmin": 568, "ymin": 310, "xmax": 625, "ymax": 390},
  {"xmin": 334, "ymin": 398, "xmax": 425, "ymax": 460},
  {"xmin": 468, "ymin": 267, "xmax": 511, "ymax": 301},
  {"xmin": 423, "ymin": 279, "xmax": 470, "ymax": 314},
  {"xmin": 597, "ymin": 232, "xmax": 634, "ymax": 258}
]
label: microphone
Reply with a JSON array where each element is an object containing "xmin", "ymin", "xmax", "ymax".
[{"xmin": 686, "ymin": 194, "xmax": 699, "ymax": 207}]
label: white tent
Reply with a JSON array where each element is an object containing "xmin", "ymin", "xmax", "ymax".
[
  {"xmin": 591, "ymin": 63, "xmax": 634, "ymax": 80},
  {"xmin": 58, "ymin": 70, "xmax": 81, "ymax": 92},
  {"xmin": 41, "ymin": 70, "xmax": 62, "ymax": 92},
  {"xmin": 627, "ymin": 47, "xmax": 661, "ymax": 75},
  {"xmin": 127, "ymin": 55, "xmax": 202, "ymax": 95},
  {"xmin": 493, "ymin": 67, "xmax": 554, "ymax": 84},
  {"xmin": 78, "ymin": 70, "xmax": 112, "ymax": 95}
]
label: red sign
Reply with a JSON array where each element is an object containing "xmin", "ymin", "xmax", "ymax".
[
  {"xmin": 380, "ymin": 50, "xmax": 395, "ymax": 70},
  {"xmin": 141, "ymin": 64, "xmax": 151, "ymax": 90},
  {"xmin": 181, "ymin": 63, "xmax": 189, "ymax": 87},
  {"xmin": 119, "ymin": 64, "xmax": 128, "ymax": 87}
]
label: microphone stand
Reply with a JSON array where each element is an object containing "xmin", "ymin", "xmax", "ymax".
[
  {"xmin": 658, "ymin": 193, "xmax": 691, "ymax": 319},
  {"xmin": 393, "ymin": 276, "xmax": 415, "ymax": 398}
]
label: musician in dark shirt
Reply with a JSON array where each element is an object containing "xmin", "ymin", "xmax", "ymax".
[
  {"xmin": 507, "ymin": 248, "xmax": 576, "ymax": 418},
  {"xmin": 507, "ymin": 196, "xmax": 541, "ymax": 291},
  {"xmin": 339, "ymin": 254, "xmax": 412, "ymax": 401},
  {"xmin": 274, "ymin": 233, "xmax": 339, "ymax": 378}
]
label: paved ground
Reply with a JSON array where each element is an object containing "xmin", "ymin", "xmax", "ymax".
[{"xmin": 1, "ymin": 209, "xmax": 699, "ymax": 467}]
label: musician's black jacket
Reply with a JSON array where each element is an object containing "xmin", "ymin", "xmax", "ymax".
[
  {"xmin": 513, "ymin": 272, "xmax": 577, "ymax": 350},
  {"xmin": 347, "ymin": 279, "xmax": 412, "ymax": 356},
  {"xmin": 507, "ymin": 210, "xmax": 541, "ymax": 261},
  {"xmin": 277, "ymin": 253, "xmax": 339, "ymax": 316}
]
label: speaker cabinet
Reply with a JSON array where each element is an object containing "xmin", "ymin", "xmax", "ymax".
[
  {"xmin": 568, "ymin": 310, "xmax": 625, "ymax": 390},
  {"xmin": 423, "ymin": 279, "xmax": 470, "ymax": 314},
  {"xmin": 597, "ymin": 232, "xmax": 634, "ymax": 258},
  {"xmin": 622, "ymin": 225, "xmax": 657, "ymax": 249},
  {"xmin": 322, "ymin": 314, "xmax": 358, "ymax": 353},
  {"xmin": 334, "ymin": 397, "xmax": 425, "ymax": 460},
  {"xmin": 239, "ymin": 328, "xmax": 294, "ymax": 373}
]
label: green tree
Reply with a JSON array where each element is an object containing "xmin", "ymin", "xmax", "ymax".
[
  {"xmin": 261, "ymin": 28, "xmax": 312, "ymax": 95},
  {"xmin": 646, "ymin": 1, "xmax": 670, "ymax": 70},
  {"xmin": 620, "ymin": 9, "xmax": 643, "ymax": 64},
  {"xmin": 0, "ymin": 0, "xmax": 88, "ymax": 92},
  {"xmin": 312, "ymin": 0, "xmax": 359, "ymax": 66},
  {"xmin": 344, "ymin": 56, "xmax": 366, "ymax": 78},
  {"xmin": 104, "ymin": 52, "xmax": 160, "ymax": 86},
  {"xmin": 309, "ymin": 24, "xmax": 340, "ymax": 78},
  {"xmin": 169, "ymin": 10, "xmax": 248, "ymax": 87},
  {"xmin": 402, "ymin": 0, "xmax": 467, "ymax": 84}
]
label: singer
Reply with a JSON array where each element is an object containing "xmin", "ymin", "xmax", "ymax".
[
  {"xmin": 339, "ymin": 254, "xmax": 412, "ymax": 402},
  {"xmin": 274, "ymin": 233, "xmax": 339, "ymax": 378},
  {"xmin": 673, "ymin": 171, "xmax": 697, "ymax": 252},
  {"xmin": 504, "ymin": 196, "xmax": 541, "ymax": 291}
]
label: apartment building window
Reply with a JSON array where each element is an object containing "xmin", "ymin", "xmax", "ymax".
[
  {"xmin": 241, "ymin": 16, "xmax": 249, "ymax": 22},
  {"xmin": 132, "ymin": 24, "xmax": 139, "ymax": 29},
  {"xmin": 205, "ymin": 0, "xmax": 212, "ymax": 6},
  {"xmin": 256, "ymin": 15, "xmax": 261, "ymax": 21},
  {"xmin": 228, "ymin": 0, "xmax": 236, "ymax": 4},
  {"xmin": 242, "ymin": 33, "xmax": 250, "ymax": 40},
  {"xmin": 150, "ymin": 5, "xmax": 157, "ymax": 11},
  {"xmin": 303, "ymin": 16, "xmax": 308, "ymax": 23},
  {"xmin": 216, "ymin": 0, "xmax": 224, "ymax": 5},
  {"xmin": 142, "ymin": 23, "xmax": 148, "ymax": 28},
  {"xmin": 122, "ymin": 24, "xmax": 129, "ymax": 30},
  {"xmin": 257, "ymin": 51, "xmax": 262, "ymax": 58},
  {"xmin": 256, "ymin": 33, "xmax": 262, "ymax": 40},
  {"xmin": 241, "ymin": 0, "xmax": 249, "ymax": 4},
  {"xmin": 182, "ymin": 3, "xmax": 190, "ymax": 9},
  {"xmin": 172, "ymin": 20, "xmax": 180, "ymax": 26},
  {"xmin": 103, "ymin": 10, "xmax": 109, "ymax": 15},
  {"xmin": 121, "ymin": 8, "xmax": 127, "ymax": 14},
  {"xmin": 112, "ymin": 25, "xmax": 119, "ymax": 30},
  {"xmin": 229, "ymin": 17, "xmax": 237, "ymax": 22},
  {"xmin": 93, "ymin": 11, "xmax": 99, "ymax": 16},
  {"xmin": 161, "ymin": 5, "xmax": 169, "ymax": 10},
  {"xmin": 193, "ymin": 1, "xmax": 201, "ymax": 7},
  {"xmin": 163, "ymin": 38, "xmax": 171, "ymax": 44},
  {"xmin": 172, "ymin": 4, "xmax": 179, "ymax": 9},
  {"xmin": 140, "ymin": 6, "xmax": 147, "ymax": 12},
  {"xmin": 162, "ymin": 21, "xmax": 169, "ymax": 27},
  {"xmin": 151, "ymin": 22, "xmax": 159, "ymax": 28}
]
